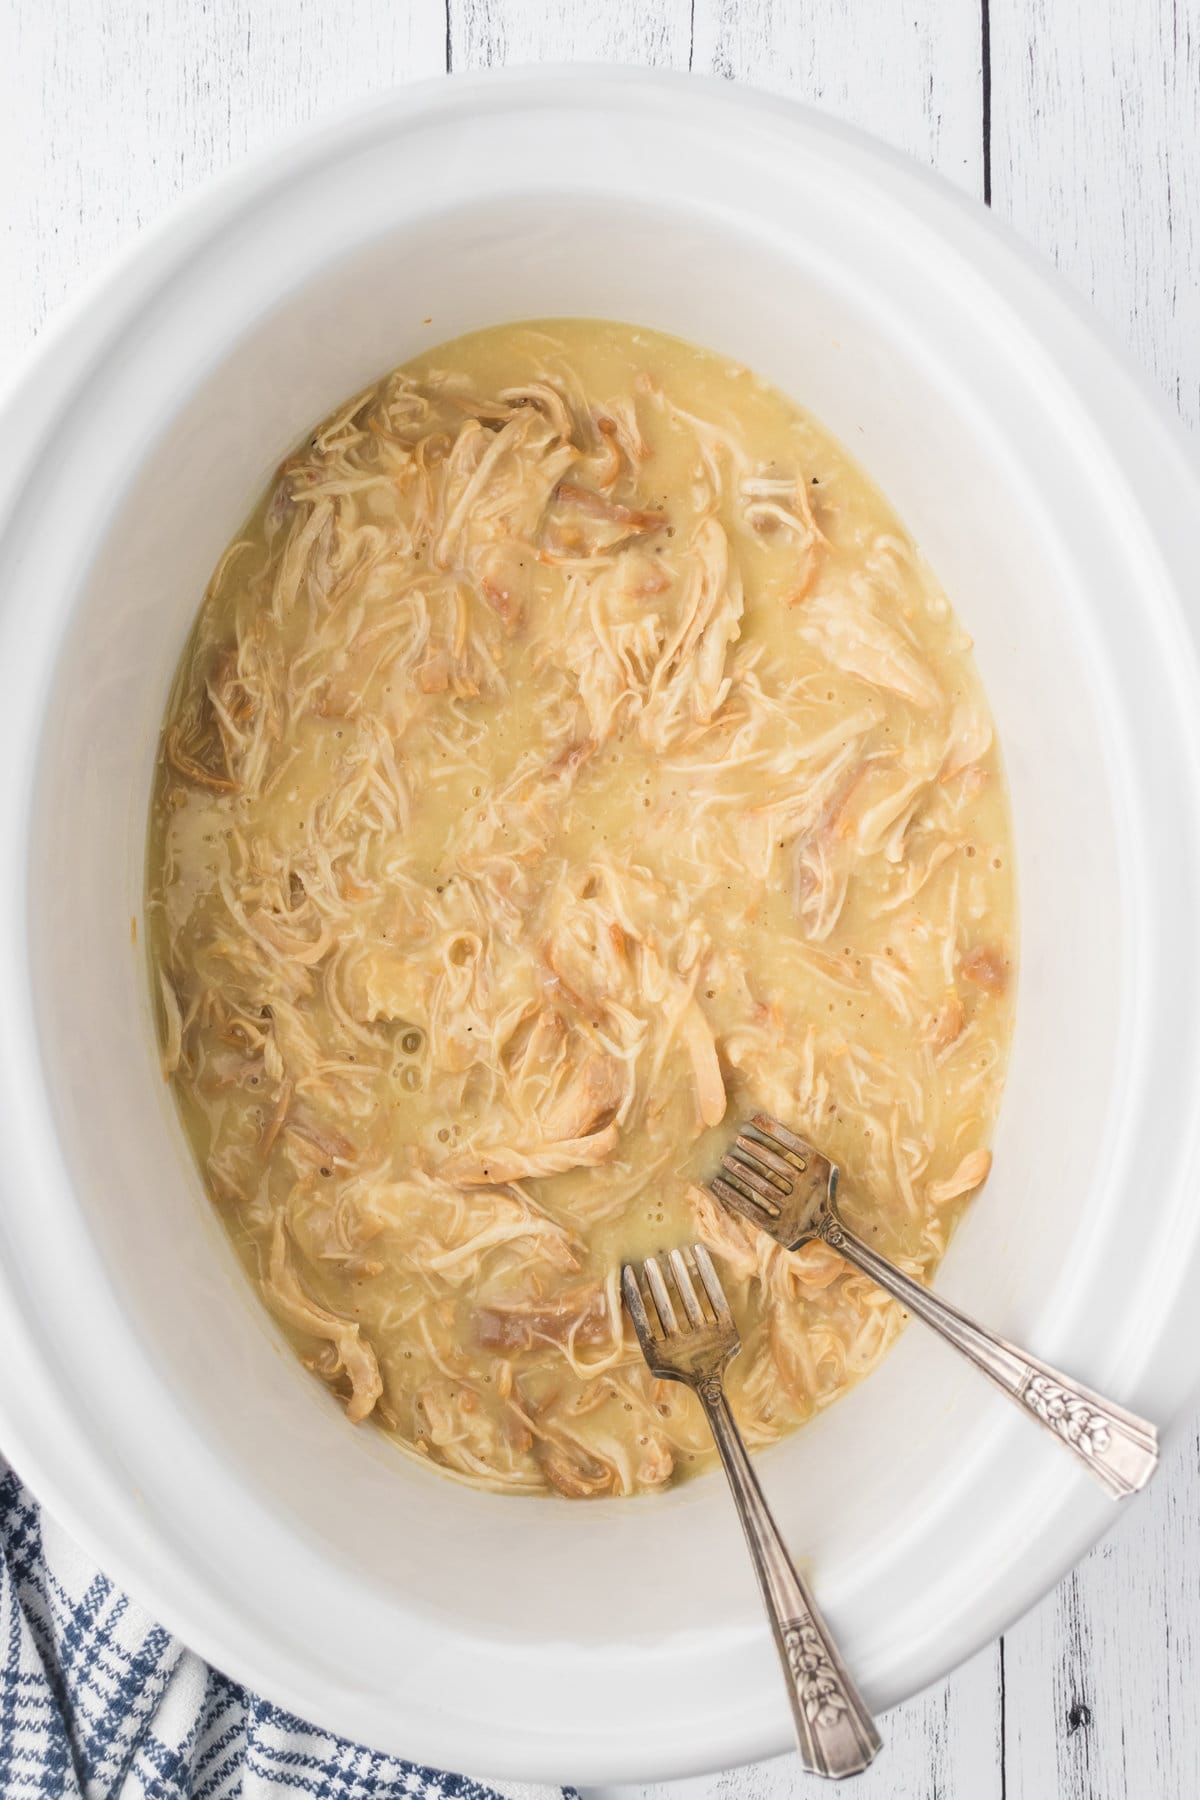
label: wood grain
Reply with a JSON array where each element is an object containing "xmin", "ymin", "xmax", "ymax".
[
  {"xmin": 1, "ymin": 2, "xmax": 1199, "ymax": 1797},
  {"xmin": 447, "ymin": 0, "xmax": 690, "ymax": 70},
  {"xmin": 990, "ymin": 6, "xmax": 1200, "ymax": 1792},
  {"xmin": 1000, "ymin": 1432, "xmax": 1200, "ymax": 1798},
  {"xmin": 0, "ymin": 0, "xmax": 445, "ymax": 369},
  {"xmin": 991, "ymin": 0, "xmax": 1200, "ymax": 429},
  {"xmin": 692, "ymin": 0, "xmax": 985, "ymax": 193},
  {"xmin": 583, "ymin": 1643, "xmax": 1003, "ymax": 1800}
]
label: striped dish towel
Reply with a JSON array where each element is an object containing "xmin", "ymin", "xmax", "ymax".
[{"xmin": 0, "ymin": 1460, "xmax": 574, "ymax": 1800}]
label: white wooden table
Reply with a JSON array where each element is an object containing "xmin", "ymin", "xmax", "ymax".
[{"xmin": 2, "ymin": 4, "xmax": 1198, "ymax": 1795}]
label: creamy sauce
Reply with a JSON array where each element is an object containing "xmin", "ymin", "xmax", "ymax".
[{"xmin": 148, "ymin": 320, "xmax": 1016, "ymax": 1496}]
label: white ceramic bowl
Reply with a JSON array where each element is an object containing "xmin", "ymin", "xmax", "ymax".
[{"xmin": 1, "ymin": 67, "xmax": 1199, "ymax": 1787}]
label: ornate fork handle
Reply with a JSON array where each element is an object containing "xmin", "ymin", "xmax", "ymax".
[
  {"xmin": 695, "ymin": 1376, "xmax": 881, "ymax": 1779},
  {"xmin": 819, "ymin": 1218, "xmax": 1158, "ymax": 1500}
]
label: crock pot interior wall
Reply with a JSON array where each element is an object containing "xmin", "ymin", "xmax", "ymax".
[{"xmin": 27, "ymin": 179, "xmax": 1120, "ymax": 1661}]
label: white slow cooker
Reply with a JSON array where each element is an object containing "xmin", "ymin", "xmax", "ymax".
[{"xmin": 0, "ymin": 68, "xmax": 1198, "ymax": 1786}]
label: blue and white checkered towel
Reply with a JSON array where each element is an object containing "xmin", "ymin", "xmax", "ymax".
[{"xmin": 0, "ymin": 1459, "xmax": 574, "ymax": 1800}]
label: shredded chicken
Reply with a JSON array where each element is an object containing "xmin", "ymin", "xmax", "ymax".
[
  {"xmin": 927, "ymin": 1148, "xmax": 993, "ymax": 1206},
  {"xmin": 440, "ymin": 1125, "xmax": 621, "ymax": 1186},
  {"xmin": 148, "ymin": 320, "xmax": 1015, "ymax": 1497},
  {"xmin": 262, "ymin": 1216, "xmax": 382, "ymax": 1422}
]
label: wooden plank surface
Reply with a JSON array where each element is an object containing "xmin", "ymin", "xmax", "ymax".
[
  {"xmin": 992, "ymin": 0, "xmax": 1200, "ymax": 427},
  {"xmin": 1, "ymin": 2, "xmax": 1198, "ymax": 1796},
  {"xmin": 0, "ymin": 0, "xmax": 445, "ymax": 368},
  {"xmin": 583, "ymin": 1642, "xmax": 1002, "ymax": 1800},
  {"xmin": 691, "ymin": 0, "xmax": 984, "ymax": 192},
  {"xmin": 448, "ymin": 0, "xmax": 690, "ymax": 70},
  {"xmin": 989, "ymin": 6, "xmax": 1200, "ymax": 1796},
  {"xmin": 999, "ymin": 1433, "xmax": 1200, "ymax": 1798}
]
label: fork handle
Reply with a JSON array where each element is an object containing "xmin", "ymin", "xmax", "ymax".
[
  {"xmin": 821, "ymin": 1219, "xmax": 1158, "ymax": 1500},
  {"xmin": 696, "ymin": 1378, "xmax": 881, "ymax": 1779}
]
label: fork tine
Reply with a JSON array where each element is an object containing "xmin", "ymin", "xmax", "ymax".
[
  {"xmin": 735, "ymin": 1132, "xmax": 795, "ymax": 1186},
  {"xmin": 722, "ymin": 1148, "xmax": 787, "ymax": 1207},
  {"xmin": 751, "ymin": 1113, "xmax": 812, "ymax": 1169},
  {"xmin": 669, "ymin": 1247, "xmax": 705, "ymax": 1327},
  {"xmin": 692, "ymin": 1244, "xmax": 734, "ymax": 1325},
  {"xmin": 644, "ymin": 1255, "xmax": 679, "ymax": 1334},
  {"xmin": 621, "ymin": 1264, "xmax": 656, "ymax": 1349},
  {"xmin": 711, "ymin": 1172, "xmax": 777, "ymax": 1220},
  {"xmin": 682, "ymin": 1245, "xmax": 715, "ymax": 1323}
]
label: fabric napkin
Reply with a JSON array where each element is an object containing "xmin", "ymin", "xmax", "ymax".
[{"xmin": 0, "ymin": 1459, "xmax": 575, "ymax": 1800}]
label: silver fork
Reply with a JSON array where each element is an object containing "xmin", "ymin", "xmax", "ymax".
[
  {"xmin": 712, "ymin": 1115, "xmax": 1159, "ymax": 1501},
  {"xmin": 622, "ymin": 1244, "xmax": 881, "ymax": 1780}
]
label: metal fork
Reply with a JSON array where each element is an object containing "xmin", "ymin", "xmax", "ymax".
[
  {"xmin": 622, "ymin": 1244, "xmax": 881, "ymax": 1780},
  {"xmin": 712, "ymin": 1115, "xmax": 1159, "ymax": 1501}
]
